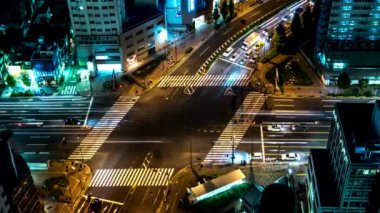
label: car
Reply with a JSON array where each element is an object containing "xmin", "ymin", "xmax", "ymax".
[
  {"xmin": 282, "ymin": 15, "xmax": 289, "ymax": 22},
  {"xmin": 251, "ymin": 152, "xmax": 263, "ymax": 160},
  {"xmin": 254, "ymin": 42, "xmax": 264, "ymax": 51},
  {"xmin": 291, "ymin": 123, "xmax": 308, "ymax": 132},
  {"xmin": 230, "ymin": 52, "xmax": 239, "ymax": 62},
  {"xmin": 281, "ymin": 153, "xmax": 300, "ymax": 161},
  {"xmin": 249, "ymin": 58, "xmax": 256, "ymax": 65},
  {"xmin": 223, "ymin": 47, "xmax": 234, "ymax": 57},
  {"xmin": 88, "ymin": 198, "xmax": 102, "ymax": 213},
  {"xmin": 253, "ymin": 54, "xmax": 260, "ymax": 60},
  {"xmin": 267, "ymin": 125, "xmax": 284, "ymax": 132},
  {"xmin": 64, "ymin": 118, "xmax": 82, "ymax": 125},
  {"xmin": 239, "ymin": 58, "xmax": 247, "ymax": 65}
]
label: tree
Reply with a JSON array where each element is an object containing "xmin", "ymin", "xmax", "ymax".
[
  {"xmin": 302, "ymin": 6, "xmax": 313, "ymax": 33},
  {"xmin": 212, "ymin": 7, "xmax": 220, "ymax": 25},
  {"xmin": 6, "ymin": 75, "xmax": 16, "ymax": 88},
  {"xmin": 337, "ymin": 72, "xmax": 351, "ymax": 89},
  {"xmin": 358, "ymin": 78, "xmax": 369, "ymax": 90},
  {"xmin": 21, "ymin": 73, "xmax": 31, "ymax": 87},
  {"xmin": 291, "ymin": 12, "xmax": 303, "ymax": 40},
  {"xmin": 228, "ymin": 0, "xmax": 235, "ymax": 18},
  {"xmin": 273, "ymin": 23, "xmax": 287, "ymax": 52},
  {"xmin": 221, "ymin": 1, "xmax": 229, "ymax": 21}
]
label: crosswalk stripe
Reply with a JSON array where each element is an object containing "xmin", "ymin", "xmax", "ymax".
[
  {"xmin": 89, "ymin": 168, "xmax": 175, "ymax": 187},
  {"xmin": 68, "ymin": 96, "xmax": 139, "ymax": 160},
  {"xmin": 157, "ymin": 74, "xmax": 251, "ymax": 88},
  {"xmin": 203, "ymin": 92, "xmax": 266, "ymax": 164}
]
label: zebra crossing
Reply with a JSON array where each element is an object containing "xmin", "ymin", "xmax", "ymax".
[
  {"xmin": 203, "ymin": 92, "xmax": 266, "ymax": 164},
  {"xmin": 60, "ymin": 85, "xmax": 78, "ymax": 95},
  {"xmin": 68, "ymin": 96, "xmax": 139, "ymax": 160},
  {"xmin": 89, "ymin": 168, "xmax": 174, "ymax": 187},
  {"xmin": 157, "ymin": 74, "xmax": 250, "ymax": 88}
]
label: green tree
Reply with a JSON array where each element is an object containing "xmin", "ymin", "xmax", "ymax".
[
  {"xmin": 228, "ymin": 0, "xmax": 235, "ymax": 18},
  {"xmin": 6, "ymin": 75, "xmax": 16, "ymax": 88},
  {"xmin": 358, "ymin": 78, "xmax": 369, "ymax": 90},
  {"xmin": 212, "ymin": 7, "xmax": 220, "ymax": 25},
  {"xmin": 302, "ymin": 6, "xmax": 313, "ymax": 33},
  {"xmin": 221, "ymin": 1, "xmax": 229, "ymax": 21},
  {"xmin": 291, "ymin": 12, "xmax": 303, "ymax": 40},
  {"xmin": 337, "ymin": 72, "xmax": 351, "ymax": 89},
  {"xmin": 273, "ymin": 23, "xmax": 287, "ymax": 52},
  {"xmin": 21, "ymin": 73, "xmax": 31, "ymax": 87}
]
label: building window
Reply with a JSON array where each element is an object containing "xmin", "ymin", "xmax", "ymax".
[
  {"xmin": 136, "ymin": 30, "xmax": 143, "ymax": 35},
  {"xmin": 146, "ymin": 25, "xmax": 153, "ymax": 30},
  {"xmin": 102, "ymin": 6, "xmax": 108, "ymax": 9},
  {"xmin": 125, "ymin": 35, "xmax": 132, "ymax": 40},
  {"xmin": 126, "ymin": 43, "xmax": 133, "ymax": 48},
  {"xmin": 137, "ymin": 38, "xmax": 144, "ymax": 43},
  {"xmin": 90, "ymin": 21, "xmax": 95, "ymax": 24},
  {"xmin": 109, "ymin": 6, "xmax": 115, "ymax": 9},
  {"xmin": 111, "ymin": 21, "xmax": 116, "ymax": 24},
  {"xmin": 97, "ymin": 29, "xmax": 102, "ymax": 32},
  {"xmin": 104, "ymin": 21, "xmax": 110, "ymax": 24},
  {"xmin": 147, "ymin": 33, "xmax": 154, "ymax": 39},
  {"xmin": 110, "ymin": 13, "xmax": 115, "ymax": 16}
]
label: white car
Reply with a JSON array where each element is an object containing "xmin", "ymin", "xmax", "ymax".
[
  {"xmin": 281, "ymin": 153, "xmax": 300, "ymax": 161},
  {"xmin": 230, "ymin": 52, "xmax": 239, "ymax": 62},
  {"xmin": 251, "ymin": 152, "xmax": 263, "ymax": 160},
  {"xmin": 267, "ymin": 125, "xmax": 284, "ymax": 132},
  {"xmin": 223, "ymin": 47, "xmax": 234, "ymax": 57}
]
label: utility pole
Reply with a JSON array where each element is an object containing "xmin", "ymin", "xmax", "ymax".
[{"xmin": 190, "ymin": 138, "xmax": 193, "ymax": 168}]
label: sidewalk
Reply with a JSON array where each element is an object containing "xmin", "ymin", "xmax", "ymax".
[
  {"xmin": 157, "ymin": 162, "xmax": 307, "ymax": 213},
  {"xmin": 31, "ymin": 160, "xmax": 92, "ymax": 213}
]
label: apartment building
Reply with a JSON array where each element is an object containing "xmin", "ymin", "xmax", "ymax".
[{"xmin": 315, "ymin": 0, "xmax": 380, "ymax": 85}]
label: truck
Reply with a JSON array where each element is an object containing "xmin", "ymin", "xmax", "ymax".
[{"xmin": 241, "ymin": 32, "xmax": 261, "ymax": 51}]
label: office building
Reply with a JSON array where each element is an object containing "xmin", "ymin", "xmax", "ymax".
[
  {"xmin": 307, "ymin": 101, "xmax": 380, "ymax": 212},
  {"xmin": 165, "ymin": 0, "xmax": 212, "ymax": 33},
  {"xmin": 315, "ymin": 0, "xmax": 380, "ymax": 85},
  {"xmin": 67, "ymin": 0, "xmax": 127, "ymax": 73},
  {"xmin": 0, "ymin": 130, "xmax": 44, "ymax": 213}
]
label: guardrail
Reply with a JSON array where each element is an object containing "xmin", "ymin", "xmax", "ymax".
[{"xmin": 196, "ymin": 0, "xmax": 302, "ymax": 76}]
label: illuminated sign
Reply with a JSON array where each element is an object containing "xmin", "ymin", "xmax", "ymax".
[
  {"xmin": 188, "ymin": 0, "xmax": 195, "ymax": 12},
  {"xmin": 8, "ymin": 65, "xmax": 21, "ymax": 75}
]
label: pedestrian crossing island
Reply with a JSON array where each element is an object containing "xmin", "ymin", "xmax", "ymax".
[
  {"xmin": 157, "ymin": 74, "xmax": 250, "ymax": 88},
  {"xmin": 89, "ymin": 168, "xmax": 174, "ymax": 187}
]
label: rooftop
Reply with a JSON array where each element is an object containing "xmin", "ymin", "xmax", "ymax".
[
  {"xmin": 310, "ymin": 149, "xmax": 340, "ymax": 207},
  {"xmin": 335, "ymin": 101, "xmax": 380, "ymax": 163},
  {"xmin": 123, "ymin": 6, "xmax": 162, "ymax": 32},
  {"xmin": 191, "ymin": 169, "xmax": 246, "ymax": 198}
]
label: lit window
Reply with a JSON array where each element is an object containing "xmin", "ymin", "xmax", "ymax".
[
  {"xmin": 341, "ymin": 13, "xmax": 350, "ymax": 18},
  {"xmin": 342, "ymin": 5, "xmax": 352, "ymax": 10},
  {"xmin": 333, "ymin": 62, "xmax": 345, "ymax": 69},
  {"xmin": 79, "ymin": 6, "xmax": 84, "ymax": 10}
]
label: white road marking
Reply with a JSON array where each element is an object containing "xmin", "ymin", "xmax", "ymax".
[{"xmin": 199, "ymin": 47, "xmax": 210, "ymax": 56}]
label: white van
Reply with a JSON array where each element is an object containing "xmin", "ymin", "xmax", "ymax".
[{"xmin": 244, "ymin": 49, "xmax": 253, "ymax": 59}]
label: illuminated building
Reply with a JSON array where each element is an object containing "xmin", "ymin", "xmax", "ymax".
[
  {"xmin": 0, "ymin": 130, "xmax": 44, "ymax": 213},
  {"xmin": 67, "ymin": 0, "xmax": 127, "ymax": 73},
  {"xmin": 165, "ymin": 0, "xmax": 212, "ymax": 33},
  {"xmin": 315, "ymin": 0, "xmax": 380, "ymax": 85},
  {"xmin": 307, "ymin": 101, "xmax": 380, "ymax": 212}
]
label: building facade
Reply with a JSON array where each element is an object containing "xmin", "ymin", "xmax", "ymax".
[
  {"xmin": 307, "ymin": 101, "xmax": 380, "ymax": 213},
  {"xmin": 0, "ymin": 130, "xmax": 44, "ymax": 213},
  {"xmin": 165, "ymin": 0, "xmax": 212, "ymax": 33},
  {"xmin": 315, "ymin": 0, "xmax": 380, "ymax": 85},
  {"xmin": 67, "ymin": 0, "xmax": 126, "ymax": 73}
]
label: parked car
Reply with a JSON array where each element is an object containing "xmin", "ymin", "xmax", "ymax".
[
  {"xmin": 281, "ymin": 153, "xmax": 300, "ymax": 161},
  {"xmin": 251, "ymin": 152, "xmax": 263, "ymax": 160},
  {"xmin": 267, "ymin": 125, "xmax": 284, "ymax": 132},
  {"xmin": 254, "ymin": 42, "xmax": 264, "ymax": 51},
  {"xmin": 223, "ymin": 47, "xmax": 234, "ymax": 57},
  {"xmin": 230, "ymin": 52, "xmax": 239, "ymax": 62}
]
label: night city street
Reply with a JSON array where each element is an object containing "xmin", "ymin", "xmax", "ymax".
[{"xmin": 0, "ymin": 0, "xmax": 380, "ymax": 213}]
